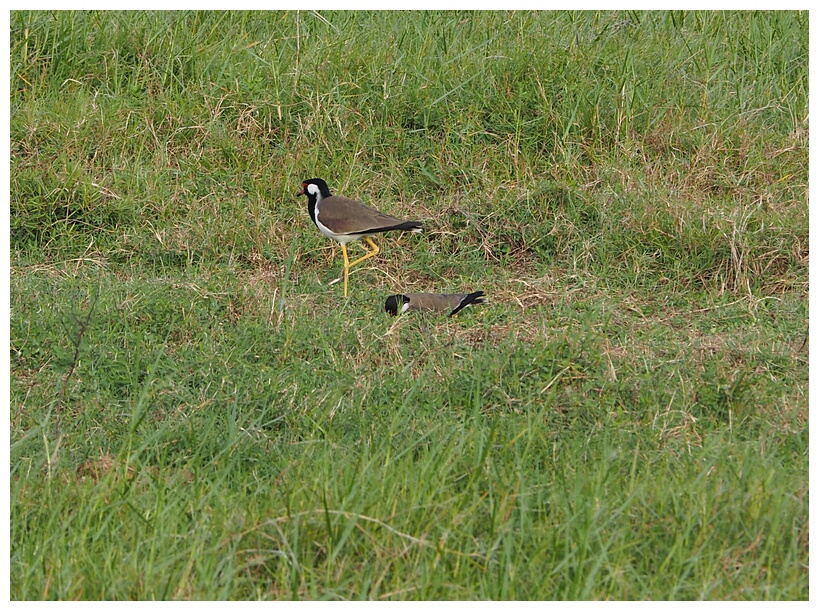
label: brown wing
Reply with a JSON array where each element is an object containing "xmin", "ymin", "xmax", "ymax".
[
  {"xmin": 319, "ymin": 195, "xmax": 420, "ymax": 235},
  {"xmin": 406, "ymin": 292, "xmax": 486, "ymax": 315},
  {"xmin": 405, "ymin": 293, "xmax": 468, "ymax": 313}
]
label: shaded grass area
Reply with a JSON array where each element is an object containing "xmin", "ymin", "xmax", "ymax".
[
  {"xmin": 10, "ymin": 265, "xmax": 808, "ymax": 599},
  {"xmin": 11, "ymin": 421, "xmax": 807, "ymax": 600},
  {"xmin": 9, "ymin": 10, "xmax": 808, "ymax": 600}
]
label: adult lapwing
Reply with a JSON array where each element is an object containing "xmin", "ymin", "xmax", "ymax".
[
  {"xmin": 298, "ymin": 178, "xmax": 423, "ymax": 297},
  {"xmin": 384, "ymin": 291, "xmax": 486, "ymax": 317}
]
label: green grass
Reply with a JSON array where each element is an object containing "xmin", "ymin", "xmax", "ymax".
[{"xmin": 9, "ymin": 10, "xmax": 808, "ymax": 600}]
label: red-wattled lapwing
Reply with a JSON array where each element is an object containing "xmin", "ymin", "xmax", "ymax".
[
  {"xmin": 384, "ymin": 291, "xmax": 486, "ymax": 317},
  {"xmin": 297, "ymin": 178, "xmax": 423, "ymax": 297}
]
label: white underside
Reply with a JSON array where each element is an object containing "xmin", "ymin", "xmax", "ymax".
[
  {"xmin": 310, "ymin": 184, "xmax": 420, "ymax": 244},
  {"xmin": 315, "ymin": 204, "xmax": 366, "ymax": 244}
]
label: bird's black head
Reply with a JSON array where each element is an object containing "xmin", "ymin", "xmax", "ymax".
[
  {"xmin": 297, "ymin": 178, "xmax": 332, "ymax": 199},
  {"xmin": 384, "ymin": 294, "xmax": 410, "ymax": 316}
]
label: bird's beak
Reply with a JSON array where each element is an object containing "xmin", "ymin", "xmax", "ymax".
[{"xmin": 296, "ymin": 184, "xmax": 306, "ymax": 197}]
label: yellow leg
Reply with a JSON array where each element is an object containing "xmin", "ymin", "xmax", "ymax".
[
  {"xmin": 348, "ymin": 237, "xmax": 380, "ymax": 268},
  {"xmin": 341, "ymin": 244, "xmax": 350, "ymax": 297},
  {"xmin": 339, "ymin": 238, "xmax": 380, "ymax": 297}
]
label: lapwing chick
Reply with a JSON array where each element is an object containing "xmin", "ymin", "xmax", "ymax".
[
  {"xmin": 297, "ymin": 178, "xmax": 423, "ymax": 297},
  {"xmin": 384, "ymin": 291, "xmax": 486, "ymax": 317}
]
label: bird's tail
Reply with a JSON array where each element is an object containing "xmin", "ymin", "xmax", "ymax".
[{"xmin": 449, "ymin": 290, "xmax": 486, "ymax": 317}]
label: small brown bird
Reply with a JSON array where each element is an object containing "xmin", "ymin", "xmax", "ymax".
[
  {"xmin": 384, "ymin": 291, "xmax": 486, "ymax": 317},
  {"xmin": 297, "ymin": 178, "xmax": 423, "ymax": 297}
]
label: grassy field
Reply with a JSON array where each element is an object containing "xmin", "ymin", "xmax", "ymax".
[{"xmin": 9, "ymin": 10, "xmax": 808, "ymax": 600}]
